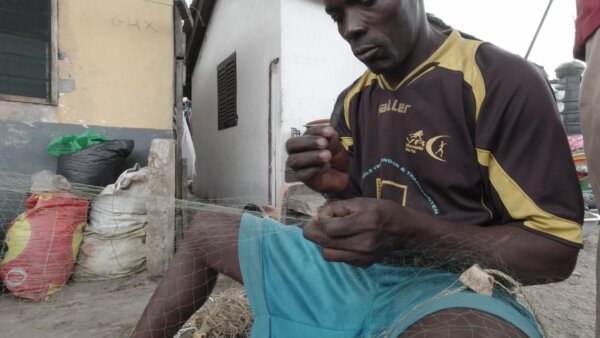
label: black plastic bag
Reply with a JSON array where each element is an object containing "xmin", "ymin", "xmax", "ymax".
[{"xmin": 57, "ymin": 140, "xmax": 134, "ymax": 187}]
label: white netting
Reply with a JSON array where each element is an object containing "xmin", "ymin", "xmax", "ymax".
[{"xmin": 0, "ymin": 168, "xmax": 592, "ymax": 338}]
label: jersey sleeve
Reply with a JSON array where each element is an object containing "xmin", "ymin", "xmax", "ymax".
[{"xmin": 475, "ymin": 44, "xmax": 584, "ymax": 247}]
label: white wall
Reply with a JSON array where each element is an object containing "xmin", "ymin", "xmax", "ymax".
[
  {"xmin": 275, "ymin": 0, "xmax": 366, "ymax": 199},
  {"xmin": 192, "ymin": 0, "xmax": 281, "ymax": 201},
  {"xmin": 192, "ymin": 0, "xmax": 365, "ymax": 203}
]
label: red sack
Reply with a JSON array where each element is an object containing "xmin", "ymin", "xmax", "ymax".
[{"xmin": 0, "ymin": 192, "xmax": 88, "ymax": 301}]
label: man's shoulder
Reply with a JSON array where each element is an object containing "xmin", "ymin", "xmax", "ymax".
[{"xmin": 473, "ymin": 42, "xmax": 546, "ymax": 82}]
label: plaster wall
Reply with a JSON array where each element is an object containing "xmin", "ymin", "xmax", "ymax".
[
  {"xmin": 0, "ymin": 0, "xmax": 174, "ymax": 130},
  {"xmin": 276, "ymin": 0, "xmax": 366, "ymax": 198},
  {"xmin": 191, "ymin": 0, "xmax": 281, "ymax": 202},
  {"xmin": 0, "ymin": 0, "xmax": 175, "ymax": 239}
]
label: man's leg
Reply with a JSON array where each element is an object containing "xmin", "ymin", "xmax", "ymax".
[
  {"xmin": 580, "ymin": 28, "xmax": 600, "ymax": 338},
  {"xmin": 132, "ymin": 211, "xmax": 243, "ymax": 338},
  {"xmin": 399, "ymin": 309, "xmax": 527, "ymax": 338}
]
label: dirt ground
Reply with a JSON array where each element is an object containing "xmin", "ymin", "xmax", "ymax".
[
  {"xmin": 524, "ymin": 227, "xmax": 598, "ymax": 338},
  {"xmin": 0, "ymin": 230, "xmax": 596, "ymax": 338}
]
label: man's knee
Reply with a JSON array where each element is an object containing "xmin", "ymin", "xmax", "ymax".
[
  {"xmin": 183, "ymin": 211, "xmax": 242, "ymax": 251},
  {"xmin": 399, "ymin": 308, "xmax": 528, "ymax": 338},
  {"xmin": 182, "ymin": 210, "xmax": 244, "ymax": 282}
]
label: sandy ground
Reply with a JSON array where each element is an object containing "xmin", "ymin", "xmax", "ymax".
[
  {"xmin": 524, "ymin": 227, "xmax": 597, "ymax": 338},
  {"xmin": 0, "ymin": 230, "xmax": 596, "ymax": 338}
]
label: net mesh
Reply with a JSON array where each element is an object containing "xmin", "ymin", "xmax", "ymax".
[{"xmin": 0, "ymin": 168, "xmax": 591, "ymax": 338}]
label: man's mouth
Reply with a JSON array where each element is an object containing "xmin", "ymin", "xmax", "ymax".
[{"xmin": 353, "ymin": 46, "xmax": 379, "ymax": 62}]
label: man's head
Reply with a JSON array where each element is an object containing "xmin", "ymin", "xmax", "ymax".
[{"xmin": 324, "ymin": 0, "xmax": 428, "ymax": 77}]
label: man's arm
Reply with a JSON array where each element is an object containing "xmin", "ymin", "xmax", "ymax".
[{"xmin": 303, "ymin": 198, "xmax": 579, "ymax": 285}]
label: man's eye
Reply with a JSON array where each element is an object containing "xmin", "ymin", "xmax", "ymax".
[{"xmin": 358, "ymin": 0, "xmax": 375, "ymax": 7}]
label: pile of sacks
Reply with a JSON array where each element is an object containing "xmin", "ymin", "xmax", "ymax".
[{"xmin": 74, "ymin": 165, "xmax": 149, "ymax": 281}]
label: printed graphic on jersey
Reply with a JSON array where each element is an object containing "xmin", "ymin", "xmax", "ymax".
[
  {"xmin": 362, "ymin": 157, "xmax": 440, "ymax": 215},
  {"xmin": 378, "ymin": 100, "xmax": 412, "ymax": 115},
  {"xmin": 405, "ymin": 130, "xmax": 450, "ymax": 162}
]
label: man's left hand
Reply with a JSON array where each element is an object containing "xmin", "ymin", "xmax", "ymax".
[{"xmin": 303, "ymin": 198, "xmax": 410, "ymax": 268}]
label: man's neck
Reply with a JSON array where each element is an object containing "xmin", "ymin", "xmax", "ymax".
[{"xmin": 383, "ymin": 25, "xmax": 447, "ymax": 88}]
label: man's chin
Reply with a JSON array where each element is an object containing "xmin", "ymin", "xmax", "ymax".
[
  {"xmin": 363, "ymin": 58, "xmax": 406, "ymax": 79},
  {"xmin": 364, "ymin": 63, "xmax": 388, "ymax": 76}
]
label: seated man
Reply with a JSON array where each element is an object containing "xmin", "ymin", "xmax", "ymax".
[{"xmin": 133, "ymin": 0, "xmax": 583, "ymax": 337}]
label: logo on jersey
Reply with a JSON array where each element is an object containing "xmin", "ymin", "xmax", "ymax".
[
  {"xmin": 378, "ymin": 100, "xmax": 412, "ymax": 115},
  {"xmin": 405, "ymin": 130, "xmax": 426, "ymax": 152},
  {"xmin": 405, "ymin": 130, "xmax": 450, "ymax": 162}
]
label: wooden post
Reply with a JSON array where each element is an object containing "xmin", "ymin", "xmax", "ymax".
[
  {"xmin": 174, "ymin": 4, "xmax": 186, "ymax": 252},
  {"xmin": 146, "ymin": 139, "xmax": 176, "ymax": 278}
]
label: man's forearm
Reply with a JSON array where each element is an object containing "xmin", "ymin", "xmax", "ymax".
[{"xmin": 394, "ymin": 209, "xmax": 580, "ymax": 285}]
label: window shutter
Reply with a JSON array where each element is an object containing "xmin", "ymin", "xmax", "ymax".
[
  {"xmin": 217, "ymin": 52, "xmax": 238, "ymax": 130},
  {"xmin": 0, "ymin": 0, "xmax": 52, "ymax": 100}
]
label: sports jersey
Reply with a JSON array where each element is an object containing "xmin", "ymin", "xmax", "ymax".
[{"xmin": 331, "ymin": 30, "xmax": 584, "ymax": 247}]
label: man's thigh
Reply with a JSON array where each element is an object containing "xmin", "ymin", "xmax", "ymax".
[
  {"xmin": 184, "ymin": 210, "xmax": 244, "ymax": 283},
  {"xmin": 399, "ymin": 308, "xmax": 528, "ymax": 338}
]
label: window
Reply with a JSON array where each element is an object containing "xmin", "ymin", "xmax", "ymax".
[
  {"xmin": 217, "ymin": 52, "xmax": 237, "ymax": 130},
  {"xmin": 0, "ymin": 0, "xmax": 57, "ymax": 104}
]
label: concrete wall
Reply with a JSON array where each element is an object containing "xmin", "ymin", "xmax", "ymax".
[
  {"xmin": 0, "ymin": 0, "xmax": 175, "ymax": 240},
  {"xmin": 0, "ymin": 122, "xmax": 172, "ymax": 241},
  {"xmin": 191, "ymin": 0, "xmax": 366, "ymax": 203},
  {"xmin": 0, "ymin": 0, "xmax": 174, "ymax": 130},
  {"xmin": 275, "ymin": 0, "xmax": 365, "ymax": 198},
  {"xmin": 191, "ymin": 0, "xmax": 281, "ymax": 202}
]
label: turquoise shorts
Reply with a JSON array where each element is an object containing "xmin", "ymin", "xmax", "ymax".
[{"xmin": 238, "ymin": 213, "xmax": 543, "ymax": 338}]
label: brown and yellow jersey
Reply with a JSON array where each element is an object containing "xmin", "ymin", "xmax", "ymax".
[{"xmin": 331, "ymin": 30, "xmax": 584, "ymax": 247}]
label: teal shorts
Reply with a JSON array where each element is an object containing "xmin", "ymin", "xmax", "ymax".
[{"xmin": 238, "ymin": 213, "xmax": 543, "ymax": 338}]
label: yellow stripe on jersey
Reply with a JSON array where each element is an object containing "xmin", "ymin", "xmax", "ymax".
[
  {"xmin": 434, "ymin": 32, "xmax": 486, "ymax": 123},
  {"xmin": 340, "ymin": 137, "xmax": 354, "ymax": 151},
  {"xmin": 344, "ymin": 71, "xmax": 379, "ymax": 129},
  {"xmin": 476, "ymin": 148, "xmax": 583, "ymax": 245}
]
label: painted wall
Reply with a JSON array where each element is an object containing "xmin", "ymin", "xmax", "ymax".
[
  {"xmin": 191, "ymin": 0, "xmax": 366, "ymax": 203},
  {"xmin": 191, "ymin": 0, "xmax": 281, "ymax": 202},
  {"xmin": 0, "ymin": 122, "xmax": 172, "ymax": 241},
  {"xmin": 0, "ymin": 0, "xmax": 174, "ymax": 129},
  {"xmin": 275, "ymin": 0, "xmax": 365, "ymax": 199},
  {"xmin": 0, "ymin": 0, "xmax": 175, "ymax": 240}
]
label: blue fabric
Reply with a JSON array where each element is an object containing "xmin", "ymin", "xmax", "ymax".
[{"xmin": 238, "ymin": 213, "xmax": 543, "ymax": 338}]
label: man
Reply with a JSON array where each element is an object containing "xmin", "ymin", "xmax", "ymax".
[
  {"xmin": 134, "ymin": 1, "xmax": 583, "ymax": 337},
  {"xmin": 574, "ymin": 0, "xmax": 600, "ymax": 335}
]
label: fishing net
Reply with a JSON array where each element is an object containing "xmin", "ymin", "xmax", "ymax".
[{"xmin": 0, "ymin": 168, "xmax": 573, "ymax": 338}]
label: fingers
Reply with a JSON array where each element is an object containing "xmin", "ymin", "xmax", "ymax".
[
  {"xmin": 287, "ymin": 149, "xmax": 332, "ymax": 171},
  {"xmin": 286, "ymin": 135, "xmax": 329, "ymax": 154},
  {"xmin": 321, "ymin": 248, "xmax": 377, "ymax": 268},
  {"xmin": 285, "ymin": 126, "xmax": 340, "ymax": 155},
  {"xmin": 308, "ymin": 126, "xmax": 345, "ymax": 159},
  {"xmin": 304, "ymin": 125, "xmax": 338, "ymax": 139},
  {"xmin": 318, "ymin": 202, "xmax": 356, "ymax": 220},
  {"xmin": 285, "ymin": 126, "xmax": 350, "ymax": 193},
  {"xmin": 303, "ymin": 223, "xmax": 377, "ymax": 267},
  {"xmin": 293, "ymin": 165, "xmax": 329, "ymax": 185},
  {"xmin": 315, "ymin": 201, "xmax": 363, "ymax": 237},
  {"xmin": 303, "ymin": 216, "xmax": 376, "ymax": 253}
]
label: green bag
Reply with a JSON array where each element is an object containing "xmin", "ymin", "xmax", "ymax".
[{"xmin": 46, "ymin": 129, "xmax": 110, "ymax": 157}]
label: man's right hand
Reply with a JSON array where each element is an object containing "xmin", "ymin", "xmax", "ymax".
[{"xmin": 285, "ymin": 126, "xmax": 350, "ymax": 195}]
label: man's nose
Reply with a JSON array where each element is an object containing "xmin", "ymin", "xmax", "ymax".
[{"xmin": 341, "ymin": 10, "xmax": 367, "ymax": 41}]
